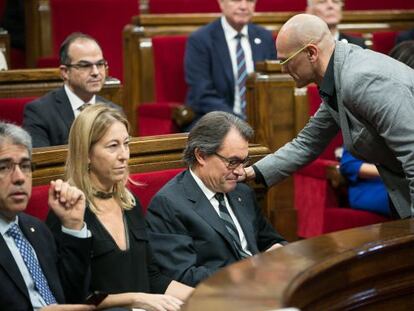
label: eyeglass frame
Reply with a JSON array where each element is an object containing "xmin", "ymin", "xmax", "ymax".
[
  {"xmin": 214, "ymin": 152, "xmax": 250, "ymax": 170},
  {"xmin": 63, "ymin": 59, "xmax": 108, "ymax": 72},
  {"xmin": 0, "ymin": 159, "xmax": 35, "ymax": 178},
  {"xmin": 279, "ymin": 40, "xmax": 314, "ymax": 66}
]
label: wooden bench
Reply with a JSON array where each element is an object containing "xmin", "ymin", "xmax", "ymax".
[
  {"xmin": 27, "ymin": 134, "xmax": 281, "ymax": 236},
  {"xmin": 182, "ymin": 218, "xmax": 414, "ymax": 310},
  {"xmin": 122, "ymin": 10, "xmax": 414, "ymax": 134},
  {"xmin": 0, "ymin": 68, "xmax": 123, "ymax": 125}
]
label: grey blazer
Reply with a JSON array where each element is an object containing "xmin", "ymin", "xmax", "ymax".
[{"xmin": 255, "ymin": 41, "xmax": 414, "ymax": 218}]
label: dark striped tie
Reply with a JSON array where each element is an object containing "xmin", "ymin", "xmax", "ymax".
[
  {"xmin": 235, "ymin": 33, "xmax": 247, "ymax": 118},
  {"xmin": 78, "ymin": 102, "xmax": 92, "ymax": 112},
  {"xmin": 215, "ymin": 193, "xmax": 250, "ymax": 259}
]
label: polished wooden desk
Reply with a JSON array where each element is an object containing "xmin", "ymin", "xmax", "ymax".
[{"xmin": 183, "ymin": 219, "xmax": 414, "ymax": 311}]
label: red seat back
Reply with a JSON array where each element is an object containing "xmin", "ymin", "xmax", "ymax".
[
  {"xmin": 256, "ymin": 0, "xmax": 306, "ymax": 12},
  {"xmin": 128, "ymin": 168, "xmax": 185, "ymax": 213},
  {"xmin": 0, "ymin": 97, "xmax": 37, "ymax": 125},
  {"xmin": 149, "ymin": 0, "xmax": 219, "ymax": 13},
  {"xmin": 372, "ymin": 31, "xmax": 398, "ymax": 55},
  {"xmin": 26, "ymin": 184, "xmax": 50, "ymax": 221},
  {"xmin": 307, "ymin": 85, "xmax": 342, "ymax": 161},
  {"xmin": 344, "ymin": 0, "xmax": 414, "ymax": 10},
  {"xmin": 26, "ymin": 168, "xmax": 185, "ymax": 221},
  {"xmin": 152, "ymin": 35, "xmax": 188, "ymax": 103},
  {"xmin": 48, "ymin": 0, "xmax": 140, "ymax": 81}
]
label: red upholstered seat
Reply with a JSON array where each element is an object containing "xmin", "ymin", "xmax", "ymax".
[
  {"xmin": 0, "ymin": 97, "xmax": 37, "ymax": 125},
  {"xmin": 128, "ymin": 168, "xmax": 185, "ymax": 213},
  {"xmin": 137, "ymin": 35, "xmax": 188, "ymax": 136},
  {"xmin": 148, "ymin": 0, "xmax": 307, "ymax": 13},
  {"xmin": 26, "ymin": 184, "xmax": 50, "ymax": 221},
  {"xmin": 26, "ymin": 168, "xmax": 185, "ymax": 221},
  {"xmin": 256, "ymin": 0, "xmax": 306, "ymax": 12},
  {"xmin": 293, "ymin": 84, "xmax": 389, "ymax": 238},
  {"xmin": 38, "ymin": 0, "xmax": 139, "ymax": 81},
  {"xmin": 149, "ymin": 0, "xmax": 220, "ymax": 13},
  {"xmin": 372, "ymin": 31, "xmax": 398, "ymax": 55},
  {"xmin": 344, "ymin": 0, "xmax": 414, "ymax": 10}
]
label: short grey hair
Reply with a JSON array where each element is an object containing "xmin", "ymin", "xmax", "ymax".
[
  {"xmin": 0, "ymin": 122, "xmax": 32, "ymax": 157},
  {"xmin": 183, "ymin": 111, "xmax": 254, "ymax": 166}
]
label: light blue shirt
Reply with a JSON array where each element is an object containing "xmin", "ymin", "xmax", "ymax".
[{"xmin": 0, "ymin": 215, "xmax": 89, "ymax": 310}]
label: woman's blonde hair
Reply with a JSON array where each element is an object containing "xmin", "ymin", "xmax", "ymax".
[{"xmin": 65, "ymin": 103, "xmax": 135, "ymax": 213}]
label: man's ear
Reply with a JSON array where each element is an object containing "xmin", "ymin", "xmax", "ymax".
[
  {"xmin": 59, "ymin": 65, "xmax": 69, "ymax": 81},
  {"xmin": 194, "ymin": 148, "xmax": 206, "ymax": 166},
  {"xmin": 307, "ymin": 44, "xmax": 319, "ymax": 63}
]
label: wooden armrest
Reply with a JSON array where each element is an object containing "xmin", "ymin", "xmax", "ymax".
[
  {"xmin": 172, "ymin": 105, "xmax": 195, "ymax": 128},
  {"xmin": 326, "ymin": 163, "xmax": 348, "ymax": 189}
]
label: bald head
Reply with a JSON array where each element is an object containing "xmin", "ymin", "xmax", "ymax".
[
  {"xmin": 277, "ymin": 14, "xmax": 333, "ymax": 51},
  {"xmin": 276, "ymin": 14, "xmax": 336, "ymax": 86}
]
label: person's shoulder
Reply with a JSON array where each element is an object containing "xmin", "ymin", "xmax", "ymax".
[
  {"xmin": 190, "ymin": 18, "xmax": 222, "ymax": 39},
  {"xmin": 19, "ymin": 212, "xmax": 50, "ymax": 233},
  {"xmin": 25, "ymin": 87, "xmax": 64, "ymax": 108},
  {"xmin": 248, "ymin": 22, "xmax": 272, "ymax": 36}
]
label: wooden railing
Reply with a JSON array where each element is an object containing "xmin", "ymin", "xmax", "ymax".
[{"xmin": 183, "ymin": 219, "xmax": 414, "ymax": 311}]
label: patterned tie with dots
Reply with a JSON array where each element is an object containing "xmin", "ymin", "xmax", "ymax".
[{"xmin": 6, "ymin": 223, "xmax": 57, "ymax": 305}]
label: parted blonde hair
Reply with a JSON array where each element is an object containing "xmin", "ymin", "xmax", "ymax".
[{"xmin": 65, "ymin": 103, "xmax": 135, "ymax": 213}]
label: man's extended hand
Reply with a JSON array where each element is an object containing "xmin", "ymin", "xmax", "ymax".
[
  {"xmin": 48, "ymin": 179, "xmax": 86, "ymax": 231},
  {"xmin": 238, "ymin": 166, "xmax": 256, "ymax": 182}
]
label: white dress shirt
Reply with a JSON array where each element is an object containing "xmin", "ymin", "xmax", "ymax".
[
  {"xmin": 0, "ymin": 215, "xmax": 89, "ymax": 310},
  {"xmin": 221, "ymin": 16, "xmax": 254, "ymax": 116},
  {"xmin": 190, "ymin": 169, "xmax": 252, "ymax": 256},
  {"xmin": 64, "ymin": 84, "xmax": 96, "ymax": 117}
]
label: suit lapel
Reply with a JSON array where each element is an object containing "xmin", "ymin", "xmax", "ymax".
[
  {"xmin": 248, "ymin": 25, "xmax": 262, "ymax": 65},
  {"xmin": 182, "ymin": 171, "xmax": 241, "ymax": 258},
  {"xmin": 0, "ymin": 234, "xmax": 30, "ymax": 300},
  {"xmin": 212, "ymin": 20, "xmax": 234, "ymax": 90},
  {"xmin": 227, "ymin": 190, "xmax": 258, "ymax": 254},
  {"xmin": 55, "ymin": 87, "xmax": 76, "ymax": 132}
]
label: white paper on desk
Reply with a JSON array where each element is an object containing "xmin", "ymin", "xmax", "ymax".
[{"xmin": 132, "ymin": 309, "xmax": 146, "ymax": 311}]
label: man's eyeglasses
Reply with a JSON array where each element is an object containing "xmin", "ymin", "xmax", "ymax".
[
  {"xmin": 64, "ymin": 60, "xmax": 108, "ymax": 72},
  {"xmin": 0, "ymin": 159, "xmax": 34, "ymax": 178},
  {"xmin": 279, "ymin": 40, "xmax": 314, "ymax": 66},
  {"xmin": 214, "ymin": 153, "xmax": 250, "ymax": 170}
]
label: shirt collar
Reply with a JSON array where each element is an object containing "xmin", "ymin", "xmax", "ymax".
[
  {"xmin": 64, "ymin": 84, "xmax": 96, "ymax": 112},
  {"xmin": 189, "ymin": 168, "xmax": 217, "ymax": 202},
  {"xmin": 221, "ymin": 16, "xmax": 249, "ymax": 42},
  {"xmin": 0, "ymin": 215, "xmax": 18, "ymax": 236},
  {"xmin": 319, "ymin": 51, "xmax": 336, "ymax": 98}
]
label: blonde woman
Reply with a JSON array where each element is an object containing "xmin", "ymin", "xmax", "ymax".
[{"xmin": 47, "ymin": 104, "xmax": 192, "ymax": 311}]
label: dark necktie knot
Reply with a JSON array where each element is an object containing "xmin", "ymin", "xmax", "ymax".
[
  {"xmin": 78, "ymin": 102, "xmax": 92, "ymax": 112},
  {"xmin": 235, "ymin": 33, "xmax": 243, "ymax": 41},
  {"xmin": 215, "ymin": 192, "xmax": 225, "ymax": 202},
  {"xmin": 6, "ymin": 223, "xmax": 21, "ymax": 239}
]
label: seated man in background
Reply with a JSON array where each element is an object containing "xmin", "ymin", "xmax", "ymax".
[
  {"xmin": 306, "ymin": 0, "xmax": 366, "ymax": 48},
  {"xmin": 0, "ymin": 122, "xmax": 93, "ymax": 310},
  {"xmin": 23, "ymin": 32, "xmax": 120, "ymax": 147},
  {"xmin": 146, "ymin": 111, "xmax": 287, "ymax": 287},
  {"xmin": 184, "ymin": 0, "xmax": 276, "ymax": 130}
]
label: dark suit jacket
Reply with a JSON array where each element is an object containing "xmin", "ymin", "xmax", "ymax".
[
  {"xmin": 23, "ymin": 86, "xmax": 119, "ymax": 147},
  {"xmin": 338, "ymin": 32, "xmax": 367, "ymax": 48},
  {"xmin": 396, "ymin": 29, "xmax": 414, "ymax": 44},
  {"xmin": 0, "ymin": 213, "xmax": 91, "ymax": 310},
  {"xmin": 145, "ymin": 170, "xmax": 286, "ymax": 287},
  {"xmin": 184, "ymin": 18, "xmax": 277, "ymax": 127}
]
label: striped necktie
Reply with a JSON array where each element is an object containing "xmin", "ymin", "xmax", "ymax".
[
  {"xmin": 215, "ymin": 193, "xmax": 250, "ymax": 259},
  {"xmin": 235, "ymin": 33, "xmax": 247, "ymax": 118},
  {"xmin": 78, "ymin": 102, "xmax": 92, "ymax": 112},
  {"xmin": 7, "ymin": 223, "xmax": 57, "ymax": 305}
]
